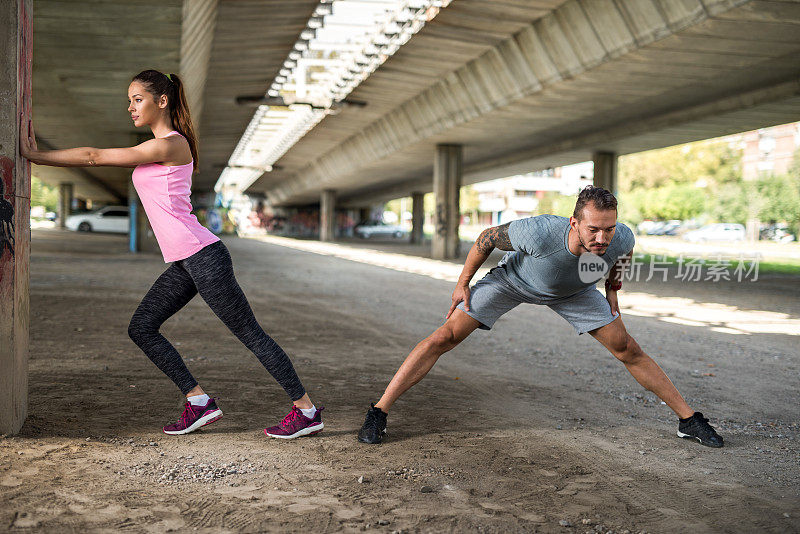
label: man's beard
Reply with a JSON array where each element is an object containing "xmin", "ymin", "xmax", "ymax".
[{"xmin": 578, "ymin": 232, "xmax": 607, "ymax": 255}]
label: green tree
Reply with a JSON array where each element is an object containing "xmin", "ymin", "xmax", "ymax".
[
  {"xmin": 618, "ymin": 136, "xmax": 742, "ymax": 223},
  {"xmin": 755, "ymin": 174, "xmax": 800, "ymax": 224},
  {"xmin": 31, "ymin": 175, "xmax": 59, "ymax": 212},
  {"xmin": 619, "ymin": 138, "xmax": 741, "ymax": 192},
  {"xmin": 708, "ymin": 181, "xmax": 750, "ymax": 225}
]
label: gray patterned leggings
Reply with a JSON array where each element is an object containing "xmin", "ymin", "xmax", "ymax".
[{"xmin": 128, "ymin": 240, "xmax": 306, "ymax": 400}]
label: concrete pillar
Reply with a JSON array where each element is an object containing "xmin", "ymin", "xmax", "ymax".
[
  {"xmin": 432, "ymin": 144, "xmax": 462, "ymax": 260},
  {"xmin": 592, "ymin": 152, "xmax": 618, "ymax": 195},
  {"xmin": 320, "ymin": 189, "xmax": 335, "ymax": 242},
  {"xmin": 0, "ymin": 0, "xmax": 32, "ymax": 436},
  {"xmin": 58, "ymin": 182, "xmax": 73, "ymax": 228},
  {"xmin": 410, "ymin": 191, "xmax": 424, "ymax": 244},
  {"xmin": 128, "ymin": 133, "xmax": 144, "ymax": 252},
  {"xmin": 128, "ymin": 182, "xmax": 140, "ymax": 252}
]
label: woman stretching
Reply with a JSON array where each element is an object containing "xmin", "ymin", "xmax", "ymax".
[{"xmin": 20, "ymin": 70, "xmax": 323, "ymax": 439}]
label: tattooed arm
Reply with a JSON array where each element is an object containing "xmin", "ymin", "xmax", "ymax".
[
  {"xmin": 474, "ymin": 223, "xmax": 514, "ymax": 255},
  {"xmin": 446, "ymin": 223, "xmax": 514, "ymax": 319}
]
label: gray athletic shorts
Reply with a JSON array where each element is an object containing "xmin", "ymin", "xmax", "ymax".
[{"xmin": 456, "ymin": 267, "xmax": 619, "ymax": 335}]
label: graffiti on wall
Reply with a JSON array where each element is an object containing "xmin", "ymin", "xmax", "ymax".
[{"xmin": 0, "ymin": 158, "xmax": 15, "ymax": 264}]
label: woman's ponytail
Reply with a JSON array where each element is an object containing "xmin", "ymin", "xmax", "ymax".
[{"xmin": 166, "ymin": 73, "xmax": 199, "ymax": 170}]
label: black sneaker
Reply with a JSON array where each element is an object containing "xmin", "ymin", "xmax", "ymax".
[
  {"xmin": 358, "ymin": 403, "xmax": 387, "ymax": 444},
  {"xmin": 677, "ymin": 412, "xmax": 724, "ymax": 448}
]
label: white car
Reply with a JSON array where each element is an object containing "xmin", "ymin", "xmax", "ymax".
[
  {"xmin": 354, "ymin": 221, "xmax": 407, "ymax": 239},
  {"xmin": 65, "ymin": 206, "xmax": 129, "ymax": 233},
  {"xmin": 682, "ymin": 223, "xmax": 745, "ymax": 243}
]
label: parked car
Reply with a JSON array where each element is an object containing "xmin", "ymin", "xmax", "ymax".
[
  {"xmin": 646, "ymin": 220, "xmax": 682, "ymax": 236},
  {"xmin": 354, "ymin": 221, "xmax": 407, "ymax": 239},
  {"xmin": 682, "ymin": 223, "xmax": 745, "ymax": 243},
  {"xmin": 65, "ymin": 206, "xmax": 129, "ymax": 233}
]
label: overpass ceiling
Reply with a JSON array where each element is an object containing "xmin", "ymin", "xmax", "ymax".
[{"xmin": 249, "ymin": 0, "xmax": 800, "ymax": 207}]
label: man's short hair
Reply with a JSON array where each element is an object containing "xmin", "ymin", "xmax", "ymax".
[{"xmin": 573, "ymin": 185, "xmax": 617, "ymax": 220}]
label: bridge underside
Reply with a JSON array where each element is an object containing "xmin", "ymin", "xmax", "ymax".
[{"xmin": 247, "ymin": 0, "xmax": 800, "ymax": 207}]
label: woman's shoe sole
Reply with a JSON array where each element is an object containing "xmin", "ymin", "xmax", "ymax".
[
  {"xmin": 163, "ymin": 409, "xmax": 223, "ymax": 435},
  {"xmin": 264, "ymin": 423, "xmax": 324, "ymax": 439}
]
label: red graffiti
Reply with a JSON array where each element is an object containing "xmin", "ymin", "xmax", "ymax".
[{"xmin": 0, "ymin": 158, "xmax": 12, "ymax": 193}]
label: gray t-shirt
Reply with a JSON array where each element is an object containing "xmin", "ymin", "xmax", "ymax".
[{"xmin": 497, "ymin": 214, "xmax": 635, "ymax": 302}]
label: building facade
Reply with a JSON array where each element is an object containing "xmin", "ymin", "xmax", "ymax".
[{"xmin": 742, "ymin": 122, "xmax": 800, "ymax": 180}]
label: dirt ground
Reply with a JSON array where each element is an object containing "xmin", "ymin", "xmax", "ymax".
[{"xmin": 1, "ymin": 228, "xmax": 798, "ymax": 533}]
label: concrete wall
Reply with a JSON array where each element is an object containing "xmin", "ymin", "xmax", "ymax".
[{"xmin": 0, "ymin": 0, "xmax": 32, "ymax": 435}]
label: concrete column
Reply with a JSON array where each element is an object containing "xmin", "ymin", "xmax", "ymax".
[
  {"xmin": 0, "ymin": 0, "xmax": 32, "ymax": 435},
  {"xmin": 58, "ymin": 182, "xmax": 73, "ymax": 228},
  {"xmin": 432, "ymin": 144, "xmax": 462, "ymax": 260},
  {"xmin": 592, "ymin": 152, "xmax": 618, "ymax": 195},
  {"xmin": 320, "ymin": 189, "xmax": 336, "ymax": 242},
  {"xmin": 410, "ymin": 192, "xmax": 424, "ymax": 244}
]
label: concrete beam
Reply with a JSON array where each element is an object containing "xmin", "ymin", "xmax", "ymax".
[
  {"xmin": 58, "ymin": 182, "xmax": 73, "ymax": 228},
  {"xmin": 432, "ymin": 145, "xmax": 461, "ymax": 260},
  {"xmin": 0, "ymin": 0, "xmax": 32, "ymax": 436},
  {"xmin": 462, "ymin": 78, "xmax": 800, "ymax": 183},
  {"xmin": 410, "ymin": 191, "xmax": 424, "ymax": 245},
  {"xmin": 338, "ymin": 77, "xmax": 800, "ymax": 207},
  {"xmin": 592, "ymin": 152, "xmax": 617, "ymax": 195},
  {"xmin": 320, "ymin": 189, "xmax": 335, "ymax": 242}
]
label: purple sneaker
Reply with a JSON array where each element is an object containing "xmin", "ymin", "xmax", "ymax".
[
  {"xmin": 163, "ymin": 398, "xmax": 223, "ymax": 435},
  {"xmin": 264, "ymin": 406, "xmax": 324, "ymax": 439}
]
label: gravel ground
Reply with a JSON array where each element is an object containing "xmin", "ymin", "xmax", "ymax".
[{"xmin": 0, "ymin": 228, "xmax": 798, "ymax": 533}]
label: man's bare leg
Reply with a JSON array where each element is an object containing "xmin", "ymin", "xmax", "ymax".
[
  {"xmin": 375, "ymin": 310, "xmax": 481, "ymax": 412},
  {"xmin": 589, "ymin": 316, "xmax": 693, "ymax": 418}
]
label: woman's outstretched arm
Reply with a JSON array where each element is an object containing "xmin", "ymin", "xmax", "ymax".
[{"xmin": 19, "ymin": 118, "xmax": 172, "ymax": 168}]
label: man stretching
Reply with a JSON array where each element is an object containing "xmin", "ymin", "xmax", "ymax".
[{"xmin": 358, "ymin": 186, "xmax": 723, "ymax": 448}]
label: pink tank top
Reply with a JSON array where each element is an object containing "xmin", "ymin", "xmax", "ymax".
[{"xmin": 132, "ymin": 131, "xmax": 220, "ymax": 263}]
